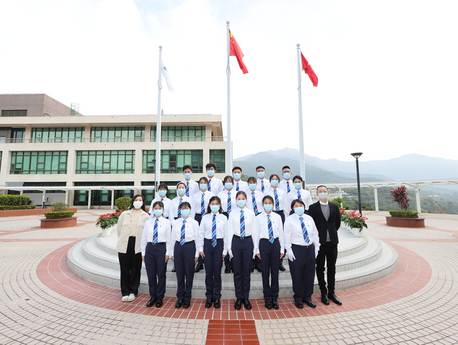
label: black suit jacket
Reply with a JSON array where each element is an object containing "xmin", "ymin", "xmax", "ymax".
[{"xmin": 308, "ymin": 201, "xmax": 341, "ymax": 245}]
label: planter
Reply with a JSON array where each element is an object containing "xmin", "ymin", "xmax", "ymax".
[
  {"xmin": 386, "ymin": 216, "xmax": 425, "ymax": 228},
  {"xmin": 0, "ymin": 208, "xmax": 77, "ymax": 218},
  {"xmin": 40, "ymin": 216, "xmax": 78, "ymax": 228},
  {"xmin": 101, "ymin": 228, "xmax": 111, "ymax": 237},
  {"xmin": 350, "ymin": 227, "xmax": 363, "ymax": 237}
]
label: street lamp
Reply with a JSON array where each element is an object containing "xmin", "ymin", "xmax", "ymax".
[{"xmin": 351, "ymin": 152, "xmax": 363, "ymax": 216}]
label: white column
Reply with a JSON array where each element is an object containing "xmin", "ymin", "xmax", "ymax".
[
  {"xmin": 374, "ymin": 188, "xmax": 379, "ymax": 212},
  {"xmin": 88, "ymin": 190, "xmax": 91, "ymax": 210},
  {"xmin": 65, "ymin": 191, "xmax": 69, "ymax": 205},
  {"xmin": 42, "ymin": 190, "xmax": 46, "ymax": 208},
  {"xmin": 111, "ymin": 190, "xmax": 114, "ymax": 210},
  {"xmin": 415, "ymin": 187, "xmax": 421, "ymax": 213}
]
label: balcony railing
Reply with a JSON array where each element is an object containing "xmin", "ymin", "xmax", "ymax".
[{"xmin": 0, "ymin": 136, "xmax": 227, "ymax": 144}]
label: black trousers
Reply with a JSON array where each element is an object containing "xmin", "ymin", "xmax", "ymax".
[
  {"xmin": 174, "ymin": 241, "xmax": 196, "ymax": 300},
  {"xmin": 118, "ymin": 236, "xmax": 142, "ymax": 296},
  {"xmin": 232, "ymin": 236, "xmax": 254, "ymax": 299},
  {"xmin": 289, "ymin": 244, "xmax": 315, "ymax": 302},
  {"xmin": 259, "ymin": 238, "xmax": 280, "ymax": 300},
  {"xmin": 316, "ymin": 242, "xmax": 338, "ymax": 294},
  {"xmin": 195, "ymin": 213, "xmax": 204, "ymax": 266},
  {"xmin": 204, "ymin": 238, "xmax": 224, "ymax": 299},
  {"xmin": 273, "ymin": 210, "xmax": 286, "ymax": 266},
  {"xmin": 144, "ymin": 242, "xmax": 167, "ymax": 299}
]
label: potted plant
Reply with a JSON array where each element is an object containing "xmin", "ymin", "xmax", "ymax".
[
  {"xmin": 96, "ymin": 210, "xmax": 123, "ymax": 236},
  {"xmin": 44, "ymin": 202, "xmax": 75, "ymax": 219},
  {"xmin": 340, "ymin": 209, "xmax": 368, "ymax": 234},
  {"xmin": 386, "ymin": 186, "xmax": 424, "ymax": 227},
  {"xmin": 41, "ymin": 203, "xmax": 77, "ymax": 228}
]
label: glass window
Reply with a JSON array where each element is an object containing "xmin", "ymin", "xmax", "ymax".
[
  {"xmin": 22, "ymin": 182, "xmax": 66, "ymax": 194},
  {"xmin": 73, "ymin": 181, "xmax": 134, "ymax": 206},
  {"xmin": 90, "ymin": 126, "xmax": 144, "ymax": 143},
  {"xmin": 31, "ymin": 127, "xmax": 85, "ymax": 143},
  {"xmin": 76, "ymin": 151, "xmax": 135, "ymax": 174},
  {"xmin": 160, "ymin": 150, "xmax": 203, "ymax": 173},
  {"xmin": 10, "ymin": 151, "xmax": 68, "ymax": 174},
  {"xmin": 1, "ymin": 110, "xmax": 27, "ymax": 117},
  {"xmin": 141, "ymin": 181, "xmax": 180, "ymax": 201},
  {"xmin": 150, "ymin": 126, "xmax": 206, "ymax": 142},
  {"xmin": 210, "ymin": 150, "xmax": 226, "ymax": 172},
  {"xmin": 142, "ymin": 151, "xmax": 156, "ymax": 173}
]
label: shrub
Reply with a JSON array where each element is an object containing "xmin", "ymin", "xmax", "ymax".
[
  {"xmin": 51, "ymin": 202, "xmax": 69, "ymax": 211},
  {"xmin": 390, "ymin": 186, "xmax": 410, "ymax": 211},
  {"xmin": 0, "ymin": 205, "xmax": 37, "ymax": 210},
  {"xmin": 0, "ymin": 195, "xmax": 30, "ymax": 206},
  {"xmin": 115, "ymin": 197, "xmax": 131, "ymax": 210},
  {"xmin": 44, "ymin": 211, "xmax": 75, "ymax": 218},
  {"xmin": 330, "ymin": 197, "xmax": 345, "ymax": 209},
  {"xmin": 389, "ymin": 210, "xmax": 418, "ymax": 217}
]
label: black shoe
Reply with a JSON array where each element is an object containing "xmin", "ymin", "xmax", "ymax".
[
  {"xmin": 295, "ymin": 300, "xmax": 304, "ymax": 309},
  {"xmin": 272, "ymin": 299, "xmax": 279, "ymax": 310},
  {"xmin": 225, "ymin": 267, "xmax": 231, "ymax": 273},
  {"xmin": 175, "ymin": 299, "xmax": 183, "ymax": 308},
  {"xmin": 243, "ymin": 298, "xmax": 252, "ymax": 310},
  {"xmin": 155, "ymin": 298, "xmax": 163, "ymax": 308},
  {"xmin": 205, "ymin": 298, "xmax": 213, "ymax": 308},
  {"xmin": 146, "ymin": 298, "xmax": 156, "ymax": 308},
  {"xmin": 321, "ymin": 294, "xmax": 329, "ymax": 305},
  {"xmin": 255, "ymin": 266, "xmax": 262, "ymax": 273},
  {"xmin": 214, "ymin": 298, "xmax": 221, "ymax": 309},
  {"xmin": 328, "ymin": 293, "xmax": 342, "ymax": 305},
  {"xmin": 304, "ymin": 300, "xmax": 316, "ymax": 308},
  {"xmin": 183, "ymin": 300, "xmax": 191, "ymax": 309},
  {"xmin": 195, "ymin": 263, "xmax": 204, "ymax": 272},
  {"xmin": 279, "ymin": 264, "xmax": 286, "ymax": 271},
  {"xmin": 172, "ymin": 266, "xmax": 176, "ymax": 272},
  {"xmin": 264, "ymin": 299, "xmax": 272, "ymax": 310},
  {"xmin": 250, "ymin": 266, "xmax": 254, "ymax": 273},
  {"xmin": 234, "ymin": 298, "xmax": 243, "ymax": 310}
]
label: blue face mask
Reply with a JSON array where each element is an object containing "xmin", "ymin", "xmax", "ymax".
[
  {"xmin": 257, "ymin": 171, "xmax": 265, "ymax": 178},
  {"xmin": 153, "ymin": 209, "xmax": 163, "ymax": 217},
  {"xmin": 249, "ymin": 184, "xmax": 256, "ymax": 191},
  {"xmin": 271, "ymin": 180, "xmax": 279, "ymax": 187},
  {"xmin": 264, "ymin": 204, "xmax": 273, "ymax": 212},
  {"xmin": 177, "ymin": 188, "xmax": 186, "ymax": 196},
  {"xmin": 184, "ymin": 173, "xmax": 191, "ymax": 180},
  {"xmin": 210, "ymin": 205, "xmax": 220, "ymax": 213},
  {"xmin": 225, "ymin": 183, "xmax": 233, "ymax": 190},
  {"xmin": 283, "ymin": 173, "xmax": 291, "ymax": 180},
  {"xmin": 181, "ymin": 209, "xmax": 191, "ymax": 218},
  {"xmin": 207, "ymin": 170, "xmax": 215, "ymax": 177},
  {"xmin": 233, "ymin": 173, "xmax": 241, "ymax": 180},
  {"xmin": 200, "ymin": 184, "xmax": 207, "ymax": 191},
  {"xmin": 294, "ymin": 207, "xmax": 305, "ymax": 216},
  {"xmin": 294, "ymin": 183, "xmax": 302, "ymax": 190},
  {"xmin": 158, "ymin": 190, "xmax": 167, "ymax": 197},
  {"xmin": 236, "ymin": 200, "xmax": 246, "ymax": 208}
]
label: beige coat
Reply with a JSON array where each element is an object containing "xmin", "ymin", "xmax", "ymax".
[{"xmin": 116, "ymin": 209, "xmax": 150, "ymax": 254}]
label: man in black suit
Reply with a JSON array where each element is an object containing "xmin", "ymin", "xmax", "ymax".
[{"xmin": 307, "ymin": 185, "xmax": 342, "ymax": 306}]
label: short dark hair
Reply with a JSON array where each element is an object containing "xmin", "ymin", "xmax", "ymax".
[
  {"xmin": 291, "ymin": 198, "xmax": 305, "ymax": 210},
  {"xmin": 292, "ymin": 175, "xmax": 303, "ymax": 183},
  {"xmin": 206, "ymin": 163, "xmax": 216, "ymax": 170},
  {"xmin": 158, "ymin": 183, "xmax": 168, "ymax": 191},
  {"xmin": 269, "ymin": 174, "xmax": 280, "ymax": 181},
  {"xmin": 223, "ymin": 175, "xmax": 234, "ymax": 184},
  {"xmin": 236, "ymin": 191, "xmax": 247, "ymax": 200},
  {"xmin": 152, "ymin": 201, "xmax": 164, "ymax": 210},
  {"xmin": 232, "ymin": 166, "xmax": 242, "ymax": 172},
  {"xmin": 179, "ymin": 201, "xmax": 191, "ymax": 210},
  {"xmin": 317, "ymin": 185, "xmax": 328, "ymax": 191},
  {"xmin": 255, "ymin": 165, "xmax": 265, "ymax": 171},
  {"xmin": 183, "ymin": 165, "xmax": 192, "ymax": 172},
  {"xmin": 176, "ymin": 182, "xmax": 187, "ymax": 189},
  {"xmin": 130, "ymin": 194, "xmax": 146, "ymax": 212},
  {"xmin": 262, "ymin": 195, "xmax": 274, "ymax": 204},
  {"xmin": 206, "ymin": 196, "xmax": 222, "ymax": 214},
  {"xmin": 198, "ymin": 176, "xmax": 209, "ymax": 184},
  {"xmin": 282, "ymin": 166, "xmax": 291, "ymax": 171},
  {"xmin": 247, "ymin": 176, "xmax": 257, "ymax": 184}
]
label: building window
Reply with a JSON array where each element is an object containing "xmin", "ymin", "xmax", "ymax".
[
  {"xmin": 210, "ymin": 150, "xmax": 226, "ymax": 172},
  {"xmin": 73, "ymin": 181, "xmax": 134, "ymax": 206},
  {"xmin": 141, "ymin": 181, "xmax": 179, "ymax": 202},
  {"xmin": 161, "ymin": 150, "xmax": 203, "ymax": 173},
  {"xmin": 1, "ymin": 110, "xmax": 27, "ymax": 117},
  {"xmin": 22, "ymin": 182, "xmax": 66, "ymax": 194},
  {"xmin": 10, "ymin": 151, "xmax": 68, "ymax": 174},
  {"xmin": 76, "ymin": 150, "xmax": 135, "ymax": 174},
  {"xmin": 10, "ymin": 128, "xmax": 25, "ymax": 143},
  {"xmin": 90, "ymin": 126, "xmax": 144, "ymax": 142},
  {"xmin": 150, "ymin": 126, "xmax": 206, "ymax": 142},
  {"xmin": 142, "ymin": 151, "xmax": 156, "ymax": 173},
  {"xmin": 31, "ymin": 127, "xmax": 84, "ymax": 143}
]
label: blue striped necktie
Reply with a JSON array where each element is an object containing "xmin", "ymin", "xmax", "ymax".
[
  {"xmin": 153, "ymin": 218, "xmax": 158, "ymax": 244},
  {"xmin": 267, "ymin": 214, "xmax": 273, "ymax": 243},
  {"xmin": 236, "ymin": 182, "xmax": 239, "ymax": 192},
  {"xmin": 240, "ymin": 210, "xmax": 245, "ymax": 238},
  {"xmin": 261, "ymin": 180, "xmax": 265, "ymax": 193},
  {"xmin": 227, "ymin": 191, "xmax": 231, "ymax": 215},
  {"xmin": 297, "ymin": 190, "xmax": 302, "ymax": 201},
  {"xmin": 180, "ymin": 219, "xmax": 186, "ymax": 245},
  {"xmin": 208, "ymin": 179, "xmax": 212, "ymax": 192},
  {"xmin": 186, "ymin": 182, "xmax": 189, "ymax": 197},
  {"xmin": 201, "ymin": 193, "xmax": 205, "ymax": 215},
  {"xmin": 274, "ymin": 189, "xmax": 280, "ymax": 211},
  {"xmin": 251, "ymin": 192, "xmax": 259, "ymax": 215},
  {"xmin": 287, "ymin": 181, "xmax": 290, "ymax": 193},
  {"xmin": 178, "ymin": 197, "xmax": 183, "ymax": 218},
  {"xmin": 299, "ymin": 217, "xmax": 310, "ymax": 244},
  {"xmin": 212, "ymin": 214, "xmax": 217, "ymax": 247}
]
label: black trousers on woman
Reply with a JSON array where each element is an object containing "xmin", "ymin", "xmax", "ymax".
[
  {"xmin": 289, "ymin": 244, "xmax": 315, "ymax": 303},
  {"xmin": 204, "ymin": 238, "xmax": 224, "ymax": 299},
  {"xmin": 232, "ymin": 236, "xmax": 254, "ymax": 299},
  {"xmin": 259, "ymin": 238, "xmax": 280, "ymax": 300},
  {"xmin": 118, "ymin": 236, "xmax": 142, "ymax": 296},
  {"xmin": 144, "ymin": 242, "xmax": 167, "ymax": 299}
]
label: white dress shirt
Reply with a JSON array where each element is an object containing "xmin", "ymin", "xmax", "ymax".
[
  {"xmin": 192, "ymin": 190, "xmax": 215, "ymax": 215},
  {"xmin": 266, "ymin": 187, "xmax": 288, "ymax": 213},
  {"xmin": 207, "ymin": 177, "xmax": 223, "ymax": 195},
  {"xmin": 255, "ymin": 211, "xmax": 285, "ymax": 255},
  {"xmin": 256, "ymin": 178, "xmax": 271, "ymax": 194},
  {"xmin": 233, "ymin": 179, "xmax": 248, "ymax": 193},
  {"xmin": 198, "ymin": 213, "xmax": 227, "ymax": 252},
  {"xmin": 149, "ymin": 197, "xmax": 172, "ymax": 219},
  {"xmin": 170, "ymin": 217, "xmax": 200, "ymax": 257},
  {"xmin": 279, "ymin": 179, "xmax": 294, "ymax": 194},
  {"xmin": 288, "ymin": 188, "xmax": 313, "ymax": 210},
  {"xmin": 181, "ymin": 179, "xmax": 199, "ymax": 197},
  {"xmin": 246, "ymin": 190, "xmax": 264, "ymax": 215},
  {"xmin": 141, "ymin": 216, "xmax": 171, "ymax": 256},
  {"xmin": 218, "ymin": 189, "xmax": 237, "ymax": 214},
  {"xmin": 225, "ymin": 207, "xmax": 259, "ymax": 255},
  {"xmin": 284, "ymin": 213, "xmax": 320, "ymax": 258},
  {"xmin": 170, "ymin": 195, "xmax": 195, "ymax": 219}
]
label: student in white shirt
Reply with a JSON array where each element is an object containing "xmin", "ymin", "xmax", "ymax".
[
  {"xmin": 181, "ymin": 165, "xmax": 199, "ymax": 197},
  {"xmin": 232, "ymin": 166, "xmax": 248, "ymax": 192},
  {"xmin": 141, "ymin": 201, "xmax": 171, "ymax": 309},
  {"xmin": 255, "ymin": 165, "xmax": 271, "ymax": 194},
  {"xmin": 206, "ymin": 163, "xmax": 223, "ymax": 195},
  {"xmin": 287, "ymin": 175, "xmax": 313, "ymax": 214},
  {"xmin": 149, "ymin": 183, "xmax": 172, "ymax": 219},
  {"xmin": 267, "ymin": 174, "xmax": 288, "ymax": 224},
  {"xmin": 226, "ymin": 191, "xmax": 259, "ymax": 311},
  {"xmin": 218, "ymin": 176, "xmax": 236, "ymax": 274},
  {"xmin": 279, "ymin": 165, "xmax": 294, "ymax": 194},
  {"xmin": 246, "ymin": 176, "xmax": 263, "ymax": 217},
  {"xmin": 255, "ymin": 195, "xmax": 285, "ymax": 310},
  {"xmin": 170, "ymin": 202, "xmax": 199, "ymax": 309},
  {"xmin": 198, "ymin": 196, "xmax": 227, "ymax": 309},
  {"xmin": 284, "ymin": 199, "xmax": 320, "ymax": 309},
  {"xmin": 170, "ymin": 182, "xmax": 195, "ymax": 220}
]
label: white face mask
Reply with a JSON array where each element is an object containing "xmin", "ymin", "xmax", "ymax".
[
  {"xmin": 318, "ymin": 193, "xmax": 328, "ymax": 201},
  {"xmin": 133, "ymin": 201, "xmax": 143, "ymax": 209}
]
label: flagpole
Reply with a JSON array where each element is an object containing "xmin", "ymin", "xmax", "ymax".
[
  {"xmin": 226, "ymin": 21, "xmax": 232, "ymax": 174},
  {"xmin": 155, "ymin": 46, "xmax": 163, "ymax": 194},
  {"xmin": 296, "ymin": 44, "xmax": 306, "ymax": 186}
]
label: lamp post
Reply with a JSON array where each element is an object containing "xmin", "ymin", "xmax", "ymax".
[{"xmin": 351, "ymin": 152, "xmax": 363, "ymax": 216}]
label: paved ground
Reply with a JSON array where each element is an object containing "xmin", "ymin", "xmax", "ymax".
[{"xmin": 0, "ymin": 210, "xmax": 457, "ymax": 345}]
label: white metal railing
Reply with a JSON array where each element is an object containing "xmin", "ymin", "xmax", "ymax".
[{"xmin": 0, "ymin": 136, "xmax": 227, "ymax": 144}]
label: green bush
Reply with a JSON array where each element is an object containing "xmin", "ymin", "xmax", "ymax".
[
  {"xmin": 0, "ymin": 195, "xmax": 30, "ymax": 206},
  {"xmin": 44, "ymin": 211, "xmax": 75, "ymax": 218},
  {"xmin": 51, "ymin": 202, "xmax": 69, "ymax": 211},
  {"xmin": 389, "ymin": 210, "xmax": 419, "ymax": 217},
  {"xmin": 330, "ymin": 197, "xmax": 345, "ymax": 209},
  {"xmin": 0, "ymin": 205, "xmax": 37, "ymax": 210},
  {"xmin": 115, "ymin": 197, "xmax": 132, "ymax": 210}
]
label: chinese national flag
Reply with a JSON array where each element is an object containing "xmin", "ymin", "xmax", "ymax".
[
  {"xmin": 301, "ymin": 53, "xmax": 318, "ymax": 87},
  {"xmin": 229, "ymin": 29, "xmax": 248, "ymax": 74}
]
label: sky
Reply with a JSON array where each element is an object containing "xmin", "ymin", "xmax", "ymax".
[{"xmin": 1, "ymin": 0, "xmax": 457, "ymax": 162}]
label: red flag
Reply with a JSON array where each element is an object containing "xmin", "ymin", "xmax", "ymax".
[
  {"xmin": 229, "ymin": 29, "xmax": 248, "ymax": 74},
  {"xmin": 301, "ymin": 53, "xmax": 318, "ymax": 87}
]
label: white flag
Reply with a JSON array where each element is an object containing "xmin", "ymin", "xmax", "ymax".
[{"xmin": 160, "ymin": 56, "xmax": 174, "ymax": 92}]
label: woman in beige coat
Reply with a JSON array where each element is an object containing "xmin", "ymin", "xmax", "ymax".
[{"xmin": 116, "ymin": 195, "xmax": 150, "ymax": 302}]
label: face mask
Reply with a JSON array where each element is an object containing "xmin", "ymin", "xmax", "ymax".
[
  {"xmin": 271, "ymin": 180, "xmax": 279, "ymax": 187},
  {"xmin": 236, "ymin": 200, "xmax": 246, "ymax": 208},
  {"xmin": 184, "ymin": 173, "xmax": 191, "ymax": 179},
  {"xmin": 257, "ymin": 171, "xmax": 265, "ymax": 178},
  {"xmin": 225, "ymin": 183, "xmax": 233, "ymax": 190},
  {"xmin": 133, "ymin": 201, "xmax": 143, "ymax": 209},
  {"xmin": 181, "ymin": 209, "xmax": 190, "ymax": 218},
  {"xmin": 158, "ymin": 190, "xmax": 167, "ymax": 197},
  {"xmin": 153, "ymin": 209, "xmax": 163, "ymax": 217},
  {"xmin": 283, "ymin": 173, "xmax": 291, "ymax": 180},
  {"xmin": 294, "ymin": 207, "xmax": 305, "ymax": 216},
  {"xmin": 233, "ymin": 173, "xmax": 241, "ymax": 180},
  {"xmin": 207, "ymin": 170, "xmax": 215, "ymax": 177},
  {"xmin": 294, "ymin": 183, "xmax": 302, "ymax": 190},
  {"xmin": 210, "ymin": 205, "xmax": 220, "ymax": 213},
  {"xmin": 177, "ymin": 188, "xmax": 186, "ymax": 196},
  {"xmin": 200, "ymin": 184, "xmax": 207, "ymax": 191},
  {"xmin": 318, "ymin": 192, "xmax": 328, "ymax": 201},
  {"xmin": 249, "ymin": 184, "xmax": 256, "ymax": 191},
  {"xmin": 264, "ymin": 204, "xmax": 273, "ymax": 212}
]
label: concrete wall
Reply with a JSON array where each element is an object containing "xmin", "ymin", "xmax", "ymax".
[{"xmin": 0, "ymin": 94, "xmax": 75, "ymax": 117}]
